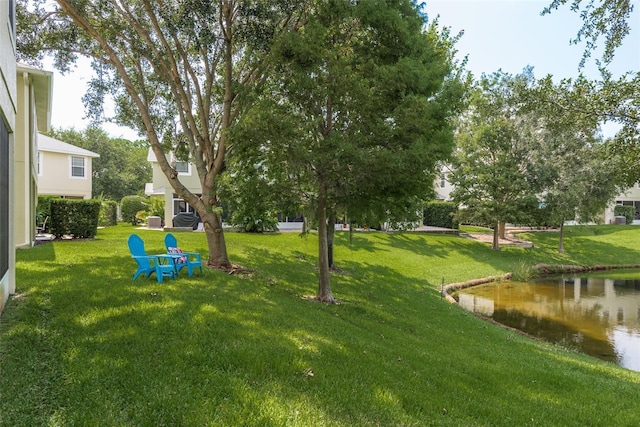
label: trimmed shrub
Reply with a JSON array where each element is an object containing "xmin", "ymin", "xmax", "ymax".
[
  {"xmin": 49, "ymin": 199, "xmax": 101, "ymax": 238},
  {"xmin": 614, "ymin": 205, "xmax": 635, "ymax": 225},
  {"xmin": 423, "ymin": 201, "xmax": 459, "ymax": 229},
  {"xmin": 121, "ymin": 195, "xmax": 148, "ymax": 225}
]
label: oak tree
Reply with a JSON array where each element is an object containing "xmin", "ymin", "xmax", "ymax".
[{"xmin": 18, "ymin": 0, "xmax": 297, "ymax": 268}]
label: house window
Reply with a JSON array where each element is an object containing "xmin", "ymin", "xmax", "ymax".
[
  {"xmin": 439, "ymin": 173, "xmax": 446, "ymax": 188},
  {"xmin": 0, "ymin": 119, "xmax": 9, "ymax": 278},
  {"xmin": 172, "ymin": 193, "xmax": 201, "ymax": 217},
  {"xmin": 71, "ymin": 156, "xmax": 85, "ymax": 178},
  {"xmin": 175, "ymin": 161, "xmax": 190, "ymax": 175},
  {"xmin": 37, "ymin": 152, "xmax": 43, "ymax": 176}
]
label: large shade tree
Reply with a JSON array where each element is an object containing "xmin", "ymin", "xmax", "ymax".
[
  {"xmin": 450, "ymin": 70, "xmax": 545, "ymax": 250},
  {"xmin": 17, "ymin": 0, "xmax": 297, "ymax": 268},
  {"xmin": 452, "ymin": 68, "xmax": 624, "ymax": 252},
  {"xmin": 524, "ymin": 75, "xmax": 624, "ymax": 252},
  {"xmin": 231, "ymin": 0, "xmax": 466, "ymax": 302}
]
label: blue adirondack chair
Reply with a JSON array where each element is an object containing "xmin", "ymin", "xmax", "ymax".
[
  {"xmin": 164, "ymin": 233, "xmax": 203, "ymax": 277},
  {"xmin": 128, "ymin": 234, "xmax": 177, "ymax": 283}
]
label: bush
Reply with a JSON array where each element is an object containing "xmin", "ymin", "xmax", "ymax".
[
  {"xmin": 121, "ymin": 195, "xmax": 148, "ymax": 225},
  {"xmin": 49, "ymin": 199, "xmax": 101, "ymax": 238},
  {"xmin": 423, "ymin": 201, "xmax": 459, "ymax": 229},
  {"xmin": 614, "ymin": 205, "xmax": 635, "ymax": 225},
  {"xmin": 36, "ymin": 195, "xmax": 61, "ymax": 232},
  {"xmin": 230, "ymin": 213, "xmax": 279, "ymax": 233},
  {"xmin": 99, "ymin": 201, "xmax": 118, "ymax": 226},
  {"xmin": 146, "ymin": 198, "xmax": 165, "ymax": 221}
]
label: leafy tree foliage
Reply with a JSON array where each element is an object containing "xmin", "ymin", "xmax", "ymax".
[
  {"xmin": 452, "ymin": 69, "xmax": 624, "ymax": 252},
  {"xmin": 47, "ymin": 127, "xmax": 150, "ymax": 201},
  {"xmin": 120, "ymin": 195, "xmax": 147, "ymax": 226},
  {"xmin": 542, "ymin": 0, "xmax": 635, "ymax": 67},
  {"xmin": 17, "ymin": 0, "xmax": 297, "ymax": 269},
  {"xmin": 450, "ymin": 70, "xmax": 544, "ymax": 250},
  {"xmin": 532, "ymin": 73, "xmax": 640, "ymax": 185},
  {"xmin": 231, "ymin": 0, "xmax": 466, "ymax": 301},
  {"xmin": 542, "ymin": 1, "xmax": 639, "ymax": 183},
  {"xmin": 524, "ymin": 75, "xmax": 624, "ymax": 252}
]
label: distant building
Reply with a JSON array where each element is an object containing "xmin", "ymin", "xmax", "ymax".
[
  {"xmin": 434, "ymin": 165, "xmax": 453, "ymax": 201},
  {"xmin": 606, "ymin": 185, "xmax": 640, "ymax": 224},
  {"xmin": 145, "ymin": 148, "xmax": 201, "ymax": 227},
  {"xmin": 37, "ymin": 133, "xmax": 99, "ymax": 200}
]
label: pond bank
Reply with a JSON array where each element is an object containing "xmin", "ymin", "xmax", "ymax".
[{"xmin": 441, "ymin": 263, "xmax": 640, "ymax": 304}]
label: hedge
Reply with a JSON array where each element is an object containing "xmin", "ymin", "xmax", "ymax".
[
  {"xmin": 423, "ymin": 201, "xmax": 459, "ymax": 229},
  {"xmin": 121, "ymin": 195, "xmax": 148, "ymax": 225},
  {"xmin": 36, "ymin": 195, "xmax": 61, "ymax": 232},
  {"xmin": 49, "ymin": 199, "xmax": 101, "ymax": 238}
]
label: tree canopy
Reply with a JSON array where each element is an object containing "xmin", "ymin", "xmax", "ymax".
[
  {"xmin": 450, "ymin": 68, "xmax": 622, "ymax": 251},
  {"xmin": 542, "ymin": 0, "xmax": 636, "ymax": 68},
  {"xmin": 542, "ymin": 1, "xmax": 639, "ymax": 183},
  {"xmin": 230, "ymin": 0, "xmax": 466, "ymax": 301}
]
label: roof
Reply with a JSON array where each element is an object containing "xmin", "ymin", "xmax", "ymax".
[{"xmin": 37, "ymin": 133, "xmax": 100, "ymax": 158}]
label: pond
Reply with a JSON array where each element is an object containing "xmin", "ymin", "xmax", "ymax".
[{"xmin": 454, "ymin": 270, "xmax": 640, "ymax": 372}]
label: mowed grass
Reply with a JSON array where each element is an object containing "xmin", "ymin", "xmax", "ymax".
[{"xmin": 1, "ymin": 224, "xmax": 640, "ymax": 426}]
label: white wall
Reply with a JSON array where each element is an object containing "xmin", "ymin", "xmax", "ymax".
[{"xmin": 0, "ymin": 2, "xmax": 18, "ymax": 312}]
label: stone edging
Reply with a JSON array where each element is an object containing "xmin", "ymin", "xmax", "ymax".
[
  {"xmin": 441, "ymin": 273, "xmax": 512, "ymax": 304},
  {"xmin": 441, "ymin": 263, "xmax": 640, "ymax": 304}
]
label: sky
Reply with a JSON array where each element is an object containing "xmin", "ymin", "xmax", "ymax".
[
  {"xmin": 425, "ymin": 0, "xmax": 639, "ymax": 80},
  {"xmin": 47, "ymin": 0, "xmax": 640, "ymax": 140}
]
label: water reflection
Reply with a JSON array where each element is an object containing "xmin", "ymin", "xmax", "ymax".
[{"xmin": 456, "ymin": 272, "xmax": 640, "ymax": 371}]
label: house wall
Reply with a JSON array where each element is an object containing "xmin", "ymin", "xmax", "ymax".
[
  {"xmin": 150, "ymin": 159, "xmax": 201, "ymax": 226},
  {"xmin": 1, "ymin": 0, "xmax": 17, "ymax": 312},
  {"xmin": 14, "ymin": 71, "xmax": 38, "ymax": 247},
  {"xmin": 38, "ymin": 150, "xmax": 94, "ymax": 199},
  {"xmin": 434, "ymin": 168, "xmax": 453, "ymax": 201},
  {"xmin": 604, "ymin": 185, "xmax": 640, "ymax": 224}
]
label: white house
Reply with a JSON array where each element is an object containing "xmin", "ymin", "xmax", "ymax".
[
  {"xmin": 434, "ymin": 165, "xmax": 454, "ymax": 201},
  {"xmin": 14, "ymin": 64, "xmax": 53, "ymax": 248},
  {"xmin": 145, "ymin": 148, "xmax": 201, "ymax": 227},
  {"xmin": 605, "ymin": 185, "xmax": 640, "ymax": 224},
  {"xmin": 1, "ymin": 0, "xmax": 17, "ymax": 312},
  {"xmin": 37, "ymin": 133, "xmax": 99, "ymax": 200}
]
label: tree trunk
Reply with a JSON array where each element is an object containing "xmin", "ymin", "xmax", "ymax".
[
  {"xmin": 316, "ymin": 183, "xmax": 335, "ymax": 303},
  {"xmin": 202, "ymin": 211, "xmax": 232, "ymax": 269},
  {"xmin": 492, "ymin": 222, "xmax": 500, "ymax": 251},
  {"xmin": 498, "ymin": 221, "xmax": 506, "ymax": 239},
  {"xmin": 349, "ymin": 220, "xmax": 354, "ymax": 245},
  {"xmin": 327, "ymin": 211, "xmax": 336, "ymax": 269},
  {"xmin": 558, "ymin": 221, "xmax": 565, "ymax": 254}
]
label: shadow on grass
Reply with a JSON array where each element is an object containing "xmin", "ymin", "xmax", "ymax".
[{"xmin": 3, "ymin": 228, "xmax": 640, "ymax": 425}]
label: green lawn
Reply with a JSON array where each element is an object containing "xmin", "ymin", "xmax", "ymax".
[{"xmin": 1, "ymin": 224, "xmax": 640, "ymax": 426}]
